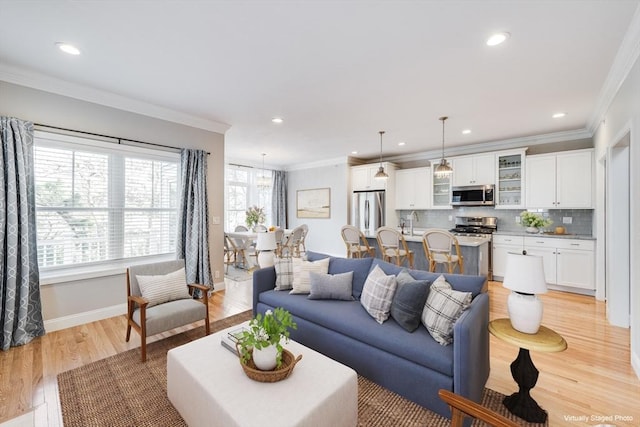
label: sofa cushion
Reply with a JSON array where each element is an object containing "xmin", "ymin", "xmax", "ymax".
[
  {"xmin": 308, "ymin": 271, "xmax": 354, "ymax": 301},
  {"xmin": 390, "ymin": 270, "xmax": 431, "ymax": 332},
  {"xmin": 360, "ymin": 264, "xmax": 398, "ymax": 324},
  {"xmin": 258, "ymin": 290, "xmax": 454, "ymax": 376},
  {"xmin": 274, "ymin": 257, "xmax": 294, "ymax": 291},
  {"xmin": 422, "ymin": 275, "xmax": 472, "ymax": 345},
  {"xmin": 290, "ymin": 257, "xmax": 330, "ymax": 294},
  {"xmin": 135, "ymin": 268, "xmax": 191, "ymax": 307},
  {"xmin": 326, "ymin": 257, "xmax": 373, "ymax": 299}
]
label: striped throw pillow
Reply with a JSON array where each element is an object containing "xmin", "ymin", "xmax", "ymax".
[
  {"xmin": 360, "ymin": 264, "xmax": 397, "ymax": 324},
  {"xmin": 136, "ymin": 268, "xmax": 192, "ymax": 307},
  {"xmin": 289, "ymin": 257, "xmax": 330, "ymax": 294},
  {"xmin": 421, "ymin": 275, "xmax": 472, "ymax": 345}
]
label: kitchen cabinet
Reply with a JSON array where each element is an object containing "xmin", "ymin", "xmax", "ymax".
[
  {"xmin": 395, "ymin": 167, "xmax": 431, "ymax": 210},
  {"xmin": 452, "ymin": 153, "xmax": 495, "ymax": 186},
  {"xmin": 525, "ymin": 149, "xmax": 593, "ymax": 209},
  {"xmin": 492, "ymin": 235, "xmax": 524, "ymax": 278},
  {"xmin": 430, "ymin": 159, "xmax": 452, "ymax": 209},
  {"xmin": 523, "ymin": 236, "xmax": 595, "ymax": 290},
  {"xmin": 352, "ymin": 163, "xmax": 395, "ymax": 191},
  {"xmin": 495, "ymin": 150, "xmax": 526, "ymax": 209}
]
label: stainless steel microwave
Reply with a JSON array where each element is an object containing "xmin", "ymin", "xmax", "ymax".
[{"xmin": 451, "ymin": 185, "xmax": 495, "ymax": 206}]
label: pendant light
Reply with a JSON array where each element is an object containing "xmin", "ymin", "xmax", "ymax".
[
  {"xmin": 373, "ymin": 130, "xmax": 389, "ymax": 180},
  {"xmin": 257, "ymin": 153, "xmax": 270, "ymax": 188},
  {"xmin": 434, "ymin": 116, "xmax": 453, "ymax": 178}
]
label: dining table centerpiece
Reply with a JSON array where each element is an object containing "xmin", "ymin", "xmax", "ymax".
[
  {"xmin": 245, "ymin": 205, "xmax": 266, "ymax": 230},
  {"xmin": 520, "ymin": 211, "xmax": 553, "ymax": 233},
  {"xmin": 237, "ymin": 308, "xmax": 297, "ymax": 371}
]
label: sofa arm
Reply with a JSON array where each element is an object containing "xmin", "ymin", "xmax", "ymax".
[
  {"xmin": 252, "ymin": 266, "xmax": 276, "ymax": 315},
  {"xmin": 452, "ymin": 292, "xmax": 490, "ymax": 405}
]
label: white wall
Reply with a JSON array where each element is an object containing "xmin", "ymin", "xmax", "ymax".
[
  {"xmin": 593, "ymin": 56, "xmax": 640, "ymax": 378},
  {"xmin": 0, "ymin": 81, "xmax": 226, "ymax": 330},
  {"xmin": 287, "ymin": 162, "xmax": 349, "ymax": 257}
]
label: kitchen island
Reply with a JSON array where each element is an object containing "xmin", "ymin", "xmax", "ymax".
[{"xmin": 364, "ymin": 230, "xmax": 490, "ymax": 277}]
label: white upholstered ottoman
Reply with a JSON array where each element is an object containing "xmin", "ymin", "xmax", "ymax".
[{"xmin": 167, "ymin": 321, "xmax": 358, "ymax": 427}]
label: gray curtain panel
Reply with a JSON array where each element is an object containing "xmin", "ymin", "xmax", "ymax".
[
  {"xmin": 272, "ymin": 170, "xmax": 288, "ymax": 228},
  {"xmin": 177, "ymin": 149, "xmax": 212, "ymax": 293},
  {"xmin": 1, "ymin": 116, "xmax": 45, "ymax": 351}
]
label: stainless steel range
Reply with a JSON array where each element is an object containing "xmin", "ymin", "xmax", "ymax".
[{"xmin": 450, "ymin": 216, "xmax": 497, "ymax": 279}]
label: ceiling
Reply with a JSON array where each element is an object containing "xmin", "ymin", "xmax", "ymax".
[{"xmin": 0, "ymin": 0, "xmax": 638, "ymax": 169}]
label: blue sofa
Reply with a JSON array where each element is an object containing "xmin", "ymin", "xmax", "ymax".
[{"xmin": 252, "ymin": 252, "xmax": 490, "ymax": 419}]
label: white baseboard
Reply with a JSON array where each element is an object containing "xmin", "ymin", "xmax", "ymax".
[
  {"xmin": 632, "ymin": 349, "xmax": 640, "ymax": 380},
  {"xmin": 44, "ymin": 303, "xmax": 127, "ymax": 332}
]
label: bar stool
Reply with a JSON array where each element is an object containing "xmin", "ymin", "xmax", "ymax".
[
  {"xmin": 376, "ymin": 226, "xmax": 414, "ymax": 268},
  {"xmin": 340, "ymin": 225, "xmax": 376, "ymax": 258},
  {"xmin": 422, "ymin": 229, "xmax": 464, "ymax": 274}
]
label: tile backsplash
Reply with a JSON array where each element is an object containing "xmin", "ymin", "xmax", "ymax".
[{"xmin": 396, "ymin": 207, "xmax": 593, "ymax": 236}]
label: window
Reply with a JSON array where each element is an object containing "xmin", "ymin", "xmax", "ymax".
[
  {"xmin": 225, "ymin": 164, "xmax": 272, "ymax": 231},
  {"xmin": 34, "ymin": 131, "xmax": 179, "ymax": 270}
]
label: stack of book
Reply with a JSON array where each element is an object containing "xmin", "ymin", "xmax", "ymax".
[{"xmin": 220, "ymin": 327, "xmax": 246, "ymax": 355}]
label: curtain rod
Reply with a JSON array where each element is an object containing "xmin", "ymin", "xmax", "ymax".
[{"xmin": 34, "ymin": 123, "xmax": 211, "ymax": 155}]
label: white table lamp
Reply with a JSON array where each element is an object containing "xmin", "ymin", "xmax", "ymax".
[
  {"xmin": 256, "ymin": 232, "xmax": 277, "ymax": 268},
  {"xmin": 503, "ymin": 252, "xmax": 548, "ymax": 334}
]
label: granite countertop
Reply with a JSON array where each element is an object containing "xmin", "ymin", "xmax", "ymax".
[
  {"xmin": 363, "ymin": 229, "xmax": 491, "ymax": 247},
  {"xmin": 494, "ymin": 231, "xmax": 596, "ymax": 240}
]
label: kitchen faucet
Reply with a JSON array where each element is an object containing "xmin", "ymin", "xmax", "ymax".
[{"xmin": 408, "ymin": 211, "xmax": 418, "ymax": 236}]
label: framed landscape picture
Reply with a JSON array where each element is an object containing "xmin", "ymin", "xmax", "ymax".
[{"xmin": 297, "ymin": 188, "xmax": 330, "ymax": 218}]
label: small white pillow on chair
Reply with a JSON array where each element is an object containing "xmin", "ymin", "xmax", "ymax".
[{"xmin": 136, "ymin": 268, "xmax": 192, "ymax": 307}]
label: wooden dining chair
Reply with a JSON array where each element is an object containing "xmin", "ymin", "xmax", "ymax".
[
  {"xmin": 341, "ymin": 225, "xmax": 375, "ymax": 258},
  {"xmin": 422, "ymin": 229, "xmax": 464, "ymax": 274},
  {"xmin": 375, "ymin": 226, "xmax": 414, "ymax": 268},
  {"xmin": 438, "ymin": 389, "xmax": 518, "ymax": 427},
  {"xmin": 274, "ymin": 227, "xmax": 285, "ymax": 257},
  {"xmin": 282, "ymin": 226, "xmax": 304, "ymax": 258}
]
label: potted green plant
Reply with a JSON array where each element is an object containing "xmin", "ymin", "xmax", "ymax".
[
  {"xmin": 520, "ymin": 211, "xmax": 553, "ymax": 233},
  {"xmin": 245, "ymin": 205, "xmax": 266, "ymax": 230},
  {"xmin": 237, "ymin": 308, "xmax": 297, "ymax": 370}
]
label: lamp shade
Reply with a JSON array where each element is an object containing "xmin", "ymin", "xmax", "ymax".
[
  {"xmin": 503, "ymin": 252, "xmax": 547, "ymax": 294},
  {"xmin": 255, "ymin": 232, "xmax": 277, "ymax": 251}
]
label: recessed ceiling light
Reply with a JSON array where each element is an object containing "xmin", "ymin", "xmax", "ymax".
[
  {"xmin": 462, "ymin": 129, "xmax": 472, "ymax": 135},
  {"xmin": 398, "ymin": 142, "xmax": 406, "ymax": 146},
  {"xmin": 486, "ymin": 32, "xmax": 510, "ymax": 46},
  {"xmin": 351, "ymin": 151, "xmax": 358, "ymax": 155},
  {"xmin": 271, "ymin": 117, "xmax": 283, "ymax": 124},
  {"xmin": 552, "ymin": 112, "xmax": 567, "ymax": 119},
  {"xmin": 55, "ymin": 42, "xmax": 81, "ymax": 55}
]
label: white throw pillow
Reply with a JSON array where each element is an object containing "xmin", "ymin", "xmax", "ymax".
[
  {"xmin": 136, "ymin": 268, "xmax": 191, "ymax": 307},
  {"xmin": 289, "ymin": 257, "xmax": 330, "ymax": 294},
  {"xmin": 421, "ymin": 275, "xmax": 472, "ymax": 345},
  {"xmin": 360, "ymin": 264, "xmax": 397, "ymax": 324}
]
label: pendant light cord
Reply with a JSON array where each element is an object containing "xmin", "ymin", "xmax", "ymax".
[{"xmin": 379, "ymin": 130, "xmax": 385, "ymax": 167}]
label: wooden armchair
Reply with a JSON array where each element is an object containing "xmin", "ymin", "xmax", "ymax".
[
  {"xmin": 126, "ymin": 259, "xmax": 210, "ymax": 362},
  {"xmin": 438, "ymin": 389, "xmax": 518, "ymax": 427}
]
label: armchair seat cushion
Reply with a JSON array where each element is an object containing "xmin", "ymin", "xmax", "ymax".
[{"xmin": 133, "ymin": 299, "xmax": 206, "ymax": 337}]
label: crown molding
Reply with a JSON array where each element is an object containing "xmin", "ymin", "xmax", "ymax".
[
  {"xmin": 284, "ymin": 156, "xmax": 350, "ymax": 171},
  {"xmin": 0, "ymin": 64, "xmax": 231, "ymax": 134},
  {"xmin": 380, "ymin": 128, "xmax": 593, "ymax": 164},
  {"xmin": 587, "ymin": 4, "xmax": 640, "ymax": 133}
]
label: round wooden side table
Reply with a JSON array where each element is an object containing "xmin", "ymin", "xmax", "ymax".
[{"xmin": 488, "ymin": 318, "xmax": 567, "ymax": 423}]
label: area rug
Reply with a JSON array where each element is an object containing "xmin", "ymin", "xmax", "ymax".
[
  {"xmin": 224, "ymin": 265, "xmax": 253, "ymax": 282},
  {"xmin": 58, "ymin": 310, "xmax": 545, "ymax": 426}
]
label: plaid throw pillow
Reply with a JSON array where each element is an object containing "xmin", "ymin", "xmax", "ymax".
[
  {"xmin": 274, "ymin": 257, "xmax": 294, "ymax": 291},
  {"xmin": 360, "ymin": 264, "xmax": 397, "ymax": 324},
  {"xmin": 421, "ymin": 275, "xmax": 472, "ymax": 345}
]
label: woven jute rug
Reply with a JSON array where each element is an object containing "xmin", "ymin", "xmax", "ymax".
[{"xmin": 58, "ymin": 310, "xmax": 546, "ymax": 426}]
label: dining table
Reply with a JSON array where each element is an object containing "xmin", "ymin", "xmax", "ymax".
[{"xmin": 225, "ymin": 229, "xmax": 292, "ymax": 270}]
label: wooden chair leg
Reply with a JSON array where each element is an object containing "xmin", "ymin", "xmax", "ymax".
[
  {"xmin": 126, "ymin": 323, "xmax": 131, "ymax": 342},
  {"xmin": 459, "ymin": 259, "xmax": 464, "ymax": 274},
  {"xmin": 140, "ymin": 334, "xmax": 147, "ymax": 362}
]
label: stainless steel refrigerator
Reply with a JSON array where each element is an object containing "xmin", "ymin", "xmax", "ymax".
[{"xmin": 352, "ymin": 190, "xmax": 385, "ymax": 233}]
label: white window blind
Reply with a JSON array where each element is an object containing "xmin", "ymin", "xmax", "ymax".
[{"xmin": 34, "ymin": 132, "xmax": 180, "ymax": 269}]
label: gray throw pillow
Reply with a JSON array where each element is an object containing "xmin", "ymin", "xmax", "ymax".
[
  {"xmin": 390, "ymin": 274, "xmax": 431, "ymax": 332},
  {"xmin": 308, "ymin": 271, "xmax": 355, "ymax": 301},
  {"xmin": 274, "ymin": 257, "xmax": 294, "ymax": 290}
]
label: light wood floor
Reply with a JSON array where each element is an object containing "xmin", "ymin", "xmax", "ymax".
[{"xmin": 1, "ymin": 279, "xmax": 638, "ymax": 427}]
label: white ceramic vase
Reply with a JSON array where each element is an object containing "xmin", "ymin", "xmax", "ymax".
[
  {"xmin": 525, "ymin": 226, "xmax": 539, "ymax": 234},
  {"xmin": 252, "ymin": 343, "xmax": 278, "ymax": 371}
]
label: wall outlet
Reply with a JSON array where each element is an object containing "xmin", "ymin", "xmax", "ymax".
[
  {"xmin": 515, "ymin": 216, "xmax": 521, "ymax": 223},
  {"xmin": 214, "ymin": 270, "xmax": 220, "ymax": 279},
  {"xmin": 563, "ymin": 217, "xmax": 573, "ymax": 224},
  {"xmin": 212, "ymin": 216, "xmax": 221, "ymax": 225},
  {"xmin": 448, "ymin": 215, "xmax": 453, "ymax": 221}
]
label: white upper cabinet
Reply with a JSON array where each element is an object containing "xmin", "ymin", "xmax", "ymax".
[
  {"xmin": 452, "ymin": 153, "xmax": 495, "ymax": 186},
  {"xmin": 525, "ymin": 149, "xmax": 593, "ymax": 209},
  {"xmin": 395, "ymin": 167, "xmax": 431, "ymax": 210},
  {"xmin": 352, "ymin": 163, "xmax": 395, "ymax": 191}
]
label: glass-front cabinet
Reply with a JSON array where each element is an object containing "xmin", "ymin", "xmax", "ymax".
[
  {"xmin": 495, "ymin": 149, "xmax": 526, "ymax": 209},
  {"xmin": 430, "ymin": 159, "xmax": 452, "ymax": 209}
]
